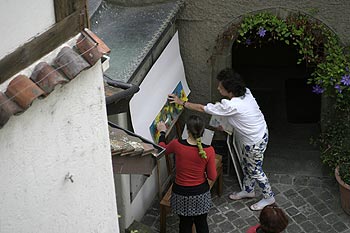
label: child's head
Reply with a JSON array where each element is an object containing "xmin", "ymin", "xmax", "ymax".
[
  {"xmin": 186, "ymin": 115, "xmax": 207, "ymax": 159},
  {"xmin": 259, "ymin": 204, "xmax": 289, "ymax": 233},
  {"xmin": 186, "ymin": 115, "xmax": 205, "ymax": 139}
]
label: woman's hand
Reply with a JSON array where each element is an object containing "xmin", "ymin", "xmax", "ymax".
[
  {"xmin": 168, "ymin": 94, "xmax": 184, "ymax": 105},
  {"xmin": 157, "ymin": 121, "xmax": 167, "ymax": 132}
]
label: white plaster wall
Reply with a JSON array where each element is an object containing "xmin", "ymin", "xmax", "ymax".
[
  {"xmin": 114, "ymin": 166, "xmax": 159, "ymax": 231},
  {"xmin": 0, "ymin": 0, "xmax": 55, "ymax": 59},
  {"xmin": 0, "ymin": 61, "xmax": 119, "ymax": 232}
]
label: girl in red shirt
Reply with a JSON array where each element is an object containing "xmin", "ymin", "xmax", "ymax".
[{"xmin": 157, "ymin": 115, "xmax": 217, "ymax": 233}]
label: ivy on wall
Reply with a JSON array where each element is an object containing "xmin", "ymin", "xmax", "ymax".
[
  {"xmin": 217, "ymin": 12, "xmax": 350, "ymax": 106},
  {"xmin": 216, "ymin": 12, "xmax": 350, "ymax": 183}
]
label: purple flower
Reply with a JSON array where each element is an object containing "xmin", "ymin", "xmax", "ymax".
[
  {"xmin": 341, "ymin": 74, "xmax": 350, "ymax": 86},
  {"xmin": 312, "ymin": 85, "xmax": 324, "ymax": 94},
  {"xmin": 335, "ymin": 84, "xmax": 342, "ymax": 93},
  {"xmin": 246, "ymin": 39, "xmax": 252, "ymax": 45},
  {"xmin": 257, "ymin": 27, "xmax": 266, "ymax": 37}
]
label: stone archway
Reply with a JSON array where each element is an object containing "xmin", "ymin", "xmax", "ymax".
[{"xmin": 210, "ymin": 8, "xmax": 337, "ymax": 176}]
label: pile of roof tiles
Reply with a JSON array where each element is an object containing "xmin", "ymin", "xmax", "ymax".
[{"xmin": 0, "ymin": 29, "xmax": 109, "ymax": 128}]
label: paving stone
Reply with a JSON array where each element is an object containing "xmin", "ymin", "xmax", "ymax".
[
  {"xmin": 212, "ymin": 195, "xmax": 227, "ymax": 206},
  {"xmin": 230, "ymin": 201, "xmax": 246, "ymax": 211},
  {"xmin": 208, "ymin": 206, "xmax": 220, "ymax": 215},
  {"xmin": 317, "ymin": 221, "xmax": 333, "ymax": 232},
  {"xmin": 268, "ymin": 173, "xmax": 280, "ymax": 183},
  {"xmin": 308, "ymin": 213, "xmax": 324, "ymax": 225},
  {"xmin": 290, "ymin": 195, "xmax": 307, "ymax": 207},
  {"xmin": 225, "ymin": 210, "xmax": 240, "ymax": 221},
  {"xmin": 298, "ymin": 203, "xmax": 316, "ymax": 216},
  {"xmin": 208, "ymin": 225, "xmax": 223, "ymax": 233},
  {"xmin": 237, "ymin": 208, "xmax": 253, "ymax": 218},
  {"xmin": 211, "ymin": 213, "xmax": 227, "ymax": 223},
  {"xmin": 280, "ymin": 174, "xmax": 293, "ymax": 185},
  {"xmin": 308, "ymin": 177, "xmax": 323, "ymax": 187},
  {"xmin": 218, "ymin": 221, "xmax": 235, "ymax": 232},
  {"xmin": 275, "ymin": 193, "xmax": 289, "ymax": 205},
  {"xmin": 300, "ymin": 220, "xmax": 318, "ymax": 232},
  {"xmin": 284, "ymin": 188, "xmax": 298, "ymax": 198},
  {"xmin": 314, "ymin": 202, "xmax": 328, "ymax": 212},
  {"xmin": 333, "ymin": 221, "xmax": 349, "ymax": 232},
  {"xmin": 281, "ymin": 200, "xmax": 293, "ymax": 209},
  {"xmin": 306, "ymin": 195, "xmax": 321, "ymax": 205},
  {"xmin": 245, "ymin": 215, "xmax": 259, "ymax": 226},
  {"xmin": 232, "ymin": 218, "xmax": 248, "ymax": 228},
  {"xmin": 141, "ymin": 174, "xmax": 350, "ymax": 233},
  {"xmin": 292, "ymin": 213, "xmax": 308, "ymax": 224},
  {"xmin": 319, "ymin": 190, "xmax": 334, "ymax": 201},
  {"xmin": 286, "ymin": 223, "xmax": 303, "ymax": 233},
  {"xmin": 286, "ymin": 206, "xmax": 299, "ymax": 216},
  {"xmin": 298, "ymin": 188, "xmax": 313, "ymax": 198},
  {"xmin": 318, "ymin": 207, "xmax": 332, "ymax": 216},
  {"xmin": 293, "ymin": 176, "xmax": 309, "ymax": 186},
  {"xmin": 323, "ymin": 213, "xmax": 339, "ymax": 224}
]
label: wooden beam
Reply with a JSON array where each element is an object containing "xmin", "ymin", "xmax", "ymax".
[
  {"xmin": 54, "ymin": 0, "xmax": 76, "ymax": 22},
  {"xmin": 0, "ymin": 11, "xmax": 81, "ymax": 85}
]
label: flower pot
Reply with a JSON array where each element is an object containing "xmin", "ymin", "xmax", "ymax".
[{"xmin": 335, "ymin": 166, "xmax": 350, "ymax": 215}]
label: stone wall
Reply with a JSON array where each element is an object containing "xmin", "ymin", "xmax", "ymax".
[{"xmin": 175, "ymin": 0, "xmax": 350, "ymax": 104}]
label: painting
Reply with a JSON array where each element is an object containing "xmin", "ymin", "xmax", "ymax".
[{"xmin": 149, "ymin": 81, "xmax": 188, "ymax": 143}]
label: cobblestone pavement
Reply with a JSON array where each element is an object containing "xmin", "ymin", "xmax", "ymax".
[{"xmin": 141, "ymin": 172, "xmax": 350, "ymax": 233}]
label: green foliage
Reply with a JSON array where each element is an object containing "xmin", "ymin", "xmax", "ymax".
[
  {"xmin": 318, "ymin": 107, "xmax": 350, "ymax": 184},
  {"xmin": 339, "ymin": 162, "xmax": 350, "ymax": 185},
  {"xmin": 218, "ymin": 12, "xmax": 350, "ymax": 183}
]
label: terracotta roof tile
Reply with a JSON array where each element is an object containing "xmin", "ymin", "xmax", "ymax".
[
  {"xmin": 55, "ymin": 46, "xmax": 90, "ymax": 80},
  {"xmin": 0, "ymin": 29, "xmax": 109, "ymax": 129},
  {"xmin": 0, "ymin": 92, "xmax": 23, "ymax": 127},
  {"xmin": 31, "ymin": 62, "xmax": 69, "ymax": 95},
  {"xmin": 76, "ymin": 33, "xmax": 103, "ymax": 66},
  {"xmin": 5, "ymin": 75, "xmax": 45, "ymax": 109},
  {"xmin": 84, "ymin": 28, "xmax": 111, "ymax": 54}
]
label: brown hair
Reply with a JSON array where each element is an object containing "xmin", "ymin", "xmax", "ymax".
[
  {"xmin": 187, "ymin": 115, "xmax": 207, "ymax": 159},
  {"xmin": 259, "ymin": 204, "xmax": 288, "ymax": 233}
]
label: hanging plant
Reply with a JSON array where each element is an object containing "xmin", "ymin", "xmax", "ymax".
[{"xmin": 216, "ymin": 12, "xmax": 350, "ymax": 183}]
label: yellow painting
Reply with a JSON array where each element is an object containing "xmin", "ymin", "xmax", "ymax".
[{"xmin": 150, "ymin": 81, "xmax": 188, "ymax": 143}]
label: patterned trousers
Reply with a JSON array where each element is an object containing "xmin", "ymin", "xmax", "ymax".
[{"xmin": 240, "ymin": 130, "xmax": 274, "ymax": 198}]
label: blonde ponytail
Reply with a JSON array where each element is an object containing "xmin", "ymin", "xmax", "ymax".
[{"xmin": 196, "ymin": 138, "xmax": 207, "ymax": 159}]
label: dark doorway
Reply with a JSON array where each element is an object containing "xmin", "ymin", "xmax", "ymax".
[{"xmin": 232, "ymin": 41, "xmax": 328, "ymax": 176}]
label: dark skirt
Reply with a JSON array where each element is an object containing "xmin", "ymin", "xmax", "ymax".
[{"xmin": 170, "ymin": 181, "xmax": 212, "ymax": 216}]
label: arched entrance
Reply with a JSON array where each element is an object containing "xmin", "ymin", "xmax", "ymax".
[{"xmin": 211, "ymin": 9, "xmax": 332, "ymax": 176}]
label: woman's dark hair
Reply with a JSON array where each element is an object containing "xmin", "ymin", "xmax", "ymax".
[
  {"xmin": 259, "ymin": 204, "xmax": 289, "ymax": 233},
  {"xmin": 187, "ymin": 115, "xmax": 207, "ymax": 159},
  {"xmin": 216, "ymin": 68, "xmax": 246, "ymax": 97}
]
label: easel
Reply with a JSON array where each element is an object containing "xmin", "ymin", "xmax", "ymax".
[{"xmin": 226, "ymin": 130, "xmax": 243, "ymax": 190}]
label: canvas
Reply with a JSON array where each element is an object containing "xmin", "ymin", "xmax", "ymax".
[{"xmin": 149, "ymin": 81, "xmax": 187, "ymax": 143}]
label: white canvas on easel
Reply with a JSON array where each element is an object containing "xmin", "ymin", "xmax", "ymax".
[{"xmin": 129, "ymin": 31, "xmax": 190, "ymax": 142}]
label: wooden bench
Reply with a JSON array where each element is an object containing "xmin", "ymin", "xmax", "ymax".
[{"xmin": 159, "ymin": 154, "xmax": 223, "ymax": 233}]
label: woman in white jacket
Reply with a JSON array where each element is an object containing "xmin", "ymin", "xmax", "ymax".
[{"xmin": 168, "ymin": 68, "xmax": 275, "ymax": 211}]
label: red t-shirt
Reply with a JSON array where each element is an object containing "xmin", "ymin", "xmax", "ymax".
[
  {"xmin": 246, "ymin": 224, "xmax": 260, "ymax": 233},
  {"xmin": 159, "ymin": 139, "xmax": 217, "ymax": 186}
]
